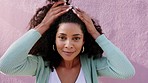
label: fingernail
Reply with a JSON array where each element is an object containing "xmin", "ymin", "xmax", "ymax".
[
  {"xmin": 66, "ymin": 6, "xmax": 72, "ymax": 11},
  {"xmin": 77, "ymin": 14, "xmax": 80, "ymax": 17},
  {"xmin": 75, "ymin": 6, "xmax": 79, "ymax": 9},
  {"xmin": 66, "ymin": 9, "xmax": 69, "ymax": 11},
  {"xmin": 63, "ymin": 0, "xmax": 67, "ymax": 3},
  {"xmin": 69, "ymin": 5, "xmax": 73, "ymax": 7},
  {"xmin": 72, "ymin": 9, "xmax": 76, "ymax": 14},
  {"xmin": 69, "ymin": 6, "xmax": 72, "ymax": 9},
  {"xmin": 64, "ymin": 3, "xmax": 67, "ymax": 5},
  {"xmin": 51, "ymin": 1, "xmax": 55, "ymax": 4}
]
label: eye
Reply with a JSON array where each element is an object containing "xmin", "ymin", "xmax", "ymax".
[
  {"xmin": 58, "ymin": 36, "xmax": 67, "ymax": 41},
  {"xmin": 73, "ymin": 37, "xmax": 81, "ymax": 41}
]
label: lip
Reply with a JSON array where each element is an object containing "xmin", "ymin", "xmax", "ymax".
[{"xmin": 63, "ymin": 51, "xmax": 74, "ymax": 56}]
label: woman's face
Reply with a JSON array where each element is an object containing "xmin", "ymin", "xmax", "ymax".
[{"xmin": 56, "ymin": 23, "xmax": 84, "ymax": 61}]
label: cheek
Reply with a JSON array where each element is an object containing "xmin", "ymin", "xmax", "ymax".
[
  {"xmin": 55, "ymin": 40, "xmax": 67, "ymax": 52},
  {"xmin": 75, "ymin": 42, "xmax": 84, "ymax": 50},
  {"xmin": 56, "ymin": 40, "xmax": 63, "ymax": 48}
]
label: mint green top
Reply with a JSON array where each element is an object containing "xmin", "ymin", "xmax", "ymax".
[{"xmin": 0, "ymin": 29, "xmax": 135, "ymax": 83}]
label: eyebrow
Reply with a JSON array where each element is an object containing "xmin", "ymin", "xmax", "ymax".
[
  {"xmin": 73, "ymin": 34, "xmax": 82, "ymax": 36},
  {"xmin": 58, "ymin": 33, "xmax": 66, "ymax": 36},
  {"xmin": 58, "ymin": 33, "xmax": 82, "ymax": 36}
]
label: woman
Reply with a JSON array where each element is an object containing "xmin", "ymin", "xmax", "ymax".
[{"xmin": 0, "ymin": 0, "xmax": 135, "ymax": 83}]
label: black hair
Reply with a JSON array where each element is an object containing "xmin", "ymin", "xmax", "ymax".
[{"xmin": 29, "ymin": 2, "xmax": 103, "ymax": 71}]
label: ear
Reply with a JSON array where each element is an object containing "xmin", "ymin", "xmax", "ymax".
[{"xmin": 83, "ymin": 40, "xmax": 85, "ymax": 45}]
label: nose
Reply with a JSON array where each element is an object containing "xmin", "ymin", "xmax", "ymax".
[{"xmin": 65, "ymin": 40, "xmax": 73, "ymax": 49}]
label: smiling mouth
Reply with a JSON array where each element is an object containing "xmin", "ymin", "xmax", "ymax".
[{"xmin": 63, "ymin": 51, "xmax": 74, "ymax": 56}]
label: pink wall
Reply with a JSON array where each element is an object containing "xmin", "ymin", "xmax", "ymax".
[{"xmin": 0, "ymin": 0, "xmax": 148, "ymax": 83}]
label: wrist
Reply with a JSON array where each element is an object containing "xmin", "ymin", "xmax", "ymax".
[
  {"xmin": 34, "ymin": 23, "xmax": 49, "ymax": 35},
  {"xmin": 90, "ymin": 31, "xmax": 101, "ymax": 40}
]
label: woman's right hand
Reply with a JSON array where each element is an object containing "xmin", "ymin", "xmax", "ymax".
[{"xmin": 35, "ymin": 1, "xmax": 71, "ymax": 35}]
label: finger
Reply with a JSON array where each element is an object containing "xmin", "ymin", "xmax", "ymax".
[
  {"xmin": 52, "ymin": 5, "xmax": 70, "ymax": 11},
  {"xmin": 54, "ymin": 8, "xmax": 70, "ymax": 18},
  {"xmin": 51, "ymin": 6, "xmax": 72, "ymax": 16},
  {"xmin": 75, "ymin": 8, "xmax": 91, "ymax": 20},
  {"xmin": 72, "ymin": 9, "xmax": 84, "ymax": 20},
  {"xmin": 51, "ymin": 1, "xmax": 65, "ymax": 8},
  {"xmin": 48, "ymin": 6, "xmax": 72, "ymax": 22},
  {"xmin": 72, "ymin": 9, "xmax": 91, "ymax": 25},
  {"xmin": 74, "ymin": 7, "xmax": 90, "ymax": 20},
  {"xmin": 73, "ymin": 8, "xmax": 85, "ymax": 17},
  {"xmin": 75, "ymin": 7, "xmax": 85, "ymax": 13},
  {"xmin": 47, "ymin": 7, "xmax": 71, "ymax": 24},
  {"xmin": 42, "ymin": 7, "xmax": 71, "ymax": 26}
]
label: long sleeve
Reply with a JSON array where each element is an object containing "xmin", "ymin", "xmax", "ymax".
[
  {"xmin": 0, "ymin": 29, "xmax": 41, "ymax": 76},
  {"xmin": 94, "ymin": 34, "xmax": 135, "ymax": 79}
]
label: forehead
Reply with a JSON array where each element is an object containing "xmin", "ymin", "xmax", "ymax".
[{"xmin": 57, "ymin": 23, "xmax": 83, "ymax": 34}]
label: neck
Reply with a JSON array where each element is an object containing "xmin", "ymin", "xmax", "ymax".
[{"xmin": 60, "ymin": 56, "xmax": 80, "ymax": 69}]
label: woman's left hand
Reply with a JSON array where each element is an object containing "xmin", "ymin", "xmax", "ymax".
[{"xmin": 72, "ymin": 8, "xmax": 100, "ymax": 39}]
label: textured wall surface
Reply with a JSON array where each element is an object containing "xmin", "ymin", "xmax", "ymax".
[{"xmin": 0, "ymin": 0, "xmax": 148, "ymax": 83}]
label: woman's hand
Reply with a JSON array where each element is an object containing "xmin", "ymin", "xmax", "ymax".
[
  {"xmin": 72, "ymin": 8, "xmax": 100, "ymax": 39},
  {"xmin": 35, "ymin": 1, "xmax": 71, "ymax": 34}
]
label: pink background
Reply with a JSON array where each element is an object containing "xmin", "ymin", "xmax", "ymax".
[{"xmin": 0, "ymin": 0, "xmax": 148, "ymax": 83}]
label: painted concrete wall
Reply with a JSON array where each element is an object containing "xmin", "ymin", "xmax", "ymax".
[{"xmin": 0, "ymin": 0, "xmax": 148, "ymax": 83}]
